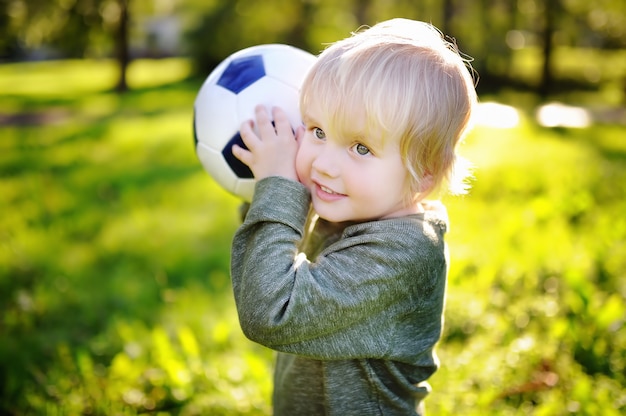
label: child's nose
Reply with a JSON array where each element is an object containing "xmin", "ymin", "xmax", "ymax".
[{"xmin": 312, "ymin": 146, "xmax": 340, "ymax": 178}]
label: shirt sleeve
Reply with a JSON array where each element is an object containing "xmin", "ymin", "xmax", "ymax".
[{"xmin": 230, "ymin": 176, "xmax": 447, "ymax": 361}]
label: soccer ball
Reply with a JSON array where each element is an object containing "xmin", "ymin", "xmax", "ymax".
[{"xmin": 193, "ymin": 44, "xmax": 317, "ymax": 201}]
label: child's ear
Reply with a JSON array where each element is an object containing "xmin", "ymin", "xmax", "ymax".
[{"xmin": 418, "ymin": 173, "xmax": 434, "ymax": 194}]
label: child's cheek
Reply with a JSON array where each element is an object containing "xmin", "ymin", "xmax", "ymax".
[{"xmin": 295, "ymin": 146, "xmax": 311, "ymax": 185}]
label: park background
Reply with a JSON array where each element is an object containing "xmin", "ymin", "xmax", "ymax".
[{"xmin": 1, "ymin": 0, "xmax": 625, "ymax": 414}]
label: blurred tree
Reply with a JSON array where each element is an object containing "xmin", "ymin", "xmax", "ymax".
[
  {"xmin": 353, "ymin": 0, "xmax": 374, "ymax": 26},
  {"xmin": 3, "ymin": 0, "xmax": 625, "ymax": 95},
  {"xmin": 441, "ymin": 0, "xmax": 454, "ymax": 35},
  {"xmin": 0, "ymin": 0, "xmax": 20, "ymax": 59},
  {"xmin": 184, "ymin": 0, "xmax": 322, "ymax": 75},
  {"xmin": 562, "ymin": 0, "xmax": 626, "ymax": 48},
  {"xmin": 114, "ymin": 0, "xmax": 130, "ymax": 92},
  {"xmin": 0, "ymin": 0, "xmax": 146, "ymax": 93},
  {"xmin": 34, "ymin": 0, "xmax": 104, "ymax": 56},
  {"xmin": 539, "ymin": 0, "xmax": 559, "ymax": 98}
]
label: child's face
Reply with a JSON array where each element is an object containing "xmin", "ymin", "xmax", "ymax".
[{"xmin": 296, "ymin": 106, "xmax": 418, "ymax": 223}]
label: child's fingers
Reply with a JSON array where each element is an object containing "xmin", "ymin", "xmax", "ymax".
[
  {"xmin": 294, "ymin": 124, "xmax": 305, "ymax": 142},
  {"xmin": 272, "ymin": 107, "xmax": 293, "ymax": 138},
  {"xmin": 255, "ymin": 105, "xmax": 276, "ymax": 139},
  {"xmin": 231, "ymin": 143, "xmax": 253, "ymax": 167},
  {"xmin": 239, "ymin": 119, "xmax": 259, "ymax": 150}
]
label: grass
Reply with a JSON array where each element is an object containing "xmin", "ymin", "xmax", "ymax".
[
  {"xmin": 434, "ymin": 118, "xmax": 626, "ymax": 414},
  {"xmin": 0, "ymin": 57, "xmax": 625, "ymax": 415}
]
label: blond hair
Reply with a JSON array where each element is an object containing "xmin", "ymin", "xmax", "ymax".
[{"xmin": 300, "ymin": 18, "xmax": 478, "ymax": 199}]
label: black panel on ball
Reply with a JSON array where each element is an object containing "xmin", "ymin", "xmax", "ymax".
[{"xmin": 222, "ymin": 133, "xmax": 254, "ymax": 179}]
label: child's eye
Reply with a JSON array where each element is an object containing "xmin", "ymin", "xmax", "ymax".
[
  {"xmin": 353, "ymin": 143, "xmax": 370, "ymax": 156},
  {"xmin": 313, "ymin": 127, "xmax": 326, "ymax": 140}
]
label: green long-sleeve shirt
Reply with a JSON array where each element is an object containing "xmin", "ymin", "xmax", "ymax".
[{"xmin": 231, "ymin": 176, "xmax": 449, "ymax": 415}]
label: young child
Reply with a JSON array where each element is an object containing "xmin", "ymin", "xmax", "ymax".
[{"xmin": 230, "ymin": 18, "xmax": 477, "ymax": 415}]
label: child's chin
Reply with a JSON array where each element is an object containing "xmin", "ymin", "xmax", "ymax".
[{"xmin": 312, "ymin": 204, "xmax": 350, "ymax": 224}]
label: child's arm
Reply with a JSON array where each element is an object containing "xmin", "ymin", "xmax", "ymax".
[{"xmin": 231, "ymin": 176, "xmax": 447, "ymax": 361}]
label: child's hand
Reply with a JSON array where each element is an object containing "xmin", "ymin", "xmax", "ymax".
[{"xmin": 232, "ymin": 105, "xmax": 302, "ymax": 182}]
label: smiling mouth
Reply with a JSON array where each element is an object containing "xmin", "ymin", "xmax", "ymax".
[
  {"xmin": 315, "ymin": 182, "xmax": 346, "ymax": 200},
  {"xmin": 320, "ymin": 185, "xmax": 339, "ymax": 195}
]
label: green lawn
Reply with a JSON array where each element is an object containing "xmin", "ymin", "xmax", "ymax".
[{"xmin": 0, "ymin": 58, "xmax": 624, "ymax": 415}]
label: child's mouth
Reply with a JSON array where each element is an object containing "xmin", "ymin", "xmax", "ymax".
[
  {"xmin": 320, "ymin": 185, "xmax": 338, "ymax": 195},
  {"xmin": 315, "ymin": 182, "xmax": 346, "ymax": 201}
]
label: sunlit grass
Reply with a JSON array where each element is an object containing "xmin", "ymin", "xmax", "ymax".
[
  {"xmin": 433, "ymin": 119, "xmax": 626, "ymax": 415},
  {"xmin": 0, "ymin": 57, "xmax": 191, "ymax": 97}
]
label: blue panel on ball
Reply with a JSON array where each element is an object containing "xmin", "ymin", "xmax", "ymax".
[
  {"xmin": 217, "ymin": 55, "xmax": 266, "ymax": 94},
  {"xmin": 222, "ymin": 133, "xmax": 254, "ymax": 179}
]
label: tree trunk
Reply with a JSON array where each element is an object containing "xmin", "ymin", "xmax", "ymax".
[
  {"xmin": 353, "ymin": 0, "xmax": 372, "ymax": 26},
  {"xmin": 115, "ymin": 0, "xmax": 130, "ymax": 93},
  {"xmin": 504, "ymin": 0, "xmax": 519, "ymax": 75},
  {"xmin": 442, "ymin": 0, "xmax": 454, "ymax": 36},
  {"xmin": 539, "ymin": 0, "xmax": 557, "ymax": 99}
]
